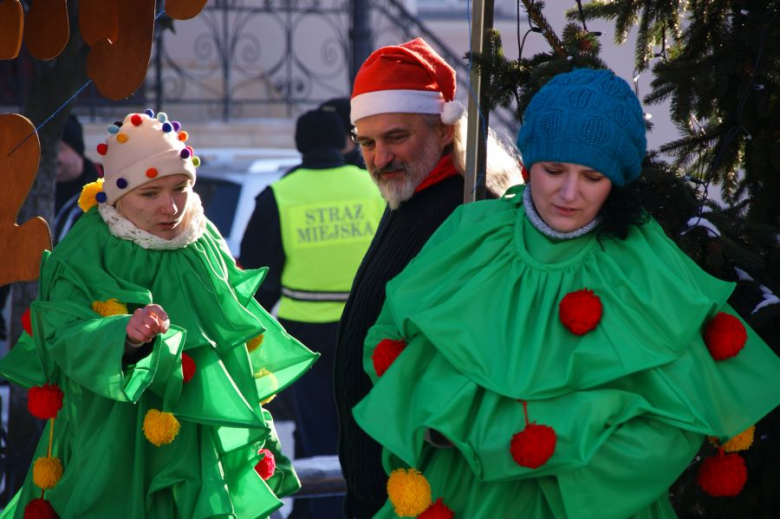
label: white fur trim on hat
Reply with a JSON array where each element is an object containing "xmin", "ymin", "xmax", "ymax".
[{"xmin": 351, "ymin": 90, "xmax": 445, "ymax": 124}]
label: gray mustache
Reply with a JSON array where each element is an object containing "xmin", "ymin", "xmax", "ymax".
[{"xmin": 373, "ymin": 163, "xmax": 407, "ymax": 176}]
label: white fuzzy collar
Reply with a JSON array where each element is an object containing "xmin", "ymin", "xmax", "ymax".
[{"xmin": 98, "ymin": 193, "xmax": 207, "ymax": 250}]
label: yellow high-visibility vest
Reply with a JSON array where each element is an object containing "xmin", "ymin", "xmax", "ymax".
[{"xmin": 272, "ymin": 165, "xmax": 385, "ymax": 322}]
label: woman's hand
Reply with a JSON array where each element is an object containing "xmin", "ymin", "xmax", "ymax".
[{"xmin": 125, "ymin": 304, "xmax": 170, "ymax": 353}]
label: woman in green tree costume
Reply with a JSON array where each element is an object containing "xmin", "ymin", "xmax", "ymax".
[
  {"xmin": 352, "ymin": 68, "xmax": 780, "ymax": 518},
  {"xmin": 0, "ymin": 111, "xmax": 317, "ymax": 518}
]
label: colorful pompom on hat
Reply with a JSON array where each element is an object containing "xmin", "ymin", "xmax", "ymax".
[
  {"xmin": 350, "ymin": 37, "xmax": 465, "ymax": 125},
  {"xmin": 516, "ymin": 68, "xmax": 647, "ymax": 187},
  {"xmin": 94, "ymin": 110, "xmax": 198, "ymax": 204}
]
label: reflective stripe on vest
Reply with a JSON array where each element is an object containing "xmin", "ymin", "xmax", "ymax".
[
  {"xmin": 273, "ymin": 165, "xmax": 385, "ymax": 323},
  {"xmin": 281, "ymin": 287, "xmax": 350, "ymax": 302}
]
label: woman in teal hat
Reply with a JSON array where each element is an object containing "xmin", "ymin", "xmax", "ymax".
[
  {"xmin": 352, "ymin": 68, "xmax": 780, "ymax": 518},
  {"xmin": 0, "ymin": 111, "xmax": 317, "ymax": 518}
]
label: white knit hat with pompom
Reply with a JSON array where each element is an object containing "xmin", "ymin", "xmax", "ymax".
[{"xmin": 94, "ymin": 110, "xmax": 198, "ymax": 204}]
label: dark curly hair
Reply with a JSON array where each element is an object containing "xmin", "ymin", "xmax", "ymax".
[{"xmin": 596, "ymin": 184, "xmax": 650, "ymax": 241}]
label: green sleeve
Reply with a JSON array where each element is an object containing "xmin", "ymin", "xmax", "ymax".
[
  {"xmin": 554, "ymin": 416, "xmax": 703, "ymax": 519},
  {"xmin": 0, "ymin": 332, "xmax": 47, "ymax": 388},
  {"xmin": 28, "ymin": 276, "xmax": 184, "ymax": 404}
]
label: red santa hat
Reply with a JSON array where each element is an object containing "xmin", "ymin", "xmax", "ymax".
[{"xmin": 350, "ymin": 37, "xmax": 465, "ymax": 125}]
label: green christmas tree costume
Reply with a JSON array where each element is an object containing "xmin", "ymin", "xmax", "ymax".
[
  {"xmin": 353, "ymin": 187, "xmax": 780, "ymax": 518},
  {"xmin": 0, "ymin": 205, "xmax": 317, "ymax": 518}
]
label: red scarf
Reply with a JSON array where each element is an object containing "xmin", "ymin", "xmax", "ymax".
[{"xmin": 414, "ymin": 154, "xmax": 459, "ymax": 193}]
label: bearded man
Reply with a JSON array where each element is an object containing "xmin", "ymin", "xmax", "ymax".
[{"xmin": 333, "ymin": 37, "xmax": 522, "ymax": 519}]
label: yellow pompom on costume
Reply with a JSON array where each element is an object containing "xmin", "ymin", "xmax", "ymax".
[
  {"xmin": 32, "ymin": 456, "xmax": 63, "ymax": 490},
  {"xmin": 386, "ymin": 468, "xmax": 432, "ymax": 517},
  {"xmin": 77, "ymin": 179, "xmax": 105, "ymax": 213},
  {"xmin": 143, "ymin": 409, "xmax": 181, "ymax": 447},
  {"xmin": 709, "ymin": 425, "xmax": 755, "ymax": 453},
  {"xmin": 91, "ymin": 298, "xmax": 128, "ymax": 317}
]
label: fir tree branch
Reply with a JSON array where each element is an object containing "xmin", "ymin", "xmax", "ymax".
[{"xmin": 521, "ymin": 0, "xmax": 567, "ymax": 59}]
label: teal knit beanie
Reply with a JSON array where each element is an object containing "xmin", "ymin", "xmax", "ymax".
[{"xmin": 516, "ymin": 68, "xmax": 647, "ymax": 187}]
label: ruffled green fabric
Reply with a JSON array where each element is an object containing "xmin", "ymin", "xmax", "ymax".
[
  {"xmin": 0, "ymin": 208, "xmax": 317, "ymax": 519},
  {"xmin": 353, "ymin": 187, "xmax": 780, "ymax": 518}
]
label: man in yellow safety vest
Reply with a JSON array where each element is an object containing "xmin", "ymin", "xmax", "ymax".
[{"xmin": 240, "ymin": 107, "xmax": 385, "ymax": 519}]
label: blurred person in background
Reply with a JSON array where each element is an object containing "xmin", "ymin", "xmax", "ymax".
[
  {"xmin": 319, "ymin": 97, "xmax": 364, "ymax": 168},
  {"xmin": 53, "ymin": 113, "xmax": 102, "ymax": 244}
]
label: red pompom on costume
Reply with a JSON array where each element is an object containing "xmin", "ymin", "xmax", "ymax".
[
  {"xmin": 23, "ymin": 498, "xmax": 59, "ymax": 519},
  {"xmin": 22, "ymin": 307, "xmax": 32, "ymax": 336},
  {"xmin": 418, "ymin": 498, "xmax": 455, "ymax": 519},
  {"xmin": 510, "ymin": 401, "xmax": 557, "ymax": 469},
  {"xmin": 28, "ymin": 384, "xmax": 64, "ymax": 420},
  {"xmin": 510, "ymin": 423, "xmax": 557, "ymax": 469},
  {"xmin": 181, "ymin": 353, "xmax": 196, "ymax": 383},
  {"xmin": 254, "ymin": 448, "xmax": 276, "ymax": 480},
  {"xmin": 559, "ymin": 289, "xmax": 603, "ymax": 335},
  {"xmin": 697, "ymin": 451, "xmax": 747, "ymax": 497},
  {"xmin": 372, "ymin": 339, "xmax": 408, "ymax": 377},
  {"xmin": 703, "ymin": 312, "xmax": 747, "ymax": 361}
]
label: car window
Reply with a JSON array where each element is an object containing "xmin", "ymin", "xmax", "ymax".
[{"xmin": 193, "ymin": 178, "xmax": 242, "ymax": 238}]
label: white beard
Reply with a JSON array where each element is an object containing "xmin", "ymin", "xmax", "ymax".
[{"xmin": 370, "ymin": 137, "xmax": 444, "ymax": 210}]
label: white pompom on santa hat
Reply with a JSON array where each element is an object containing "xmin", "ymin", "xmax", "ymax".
[{"xmin": 350, "ymin": 37, "xmax": 466, "ymax": 125}]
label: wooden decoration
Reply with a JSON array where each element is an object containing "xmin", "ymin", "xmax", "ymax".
[
  {"xmin": 79, "ymin": 0, "xmax": 118, "ymax": 47},
  {"xmin": 0, "ymin": 114, "xmax": 52, "ymax": 286},
  {"xmin": 0, "ymin": 0, "xmax": 23, "ymax": 60},
  {"xmin": 86, "ymin": 0, "xmax": 155, "ymax": 100},
  {"xmin": 165, "ymin": 0, "xmax": 209, "ymax": 21},
  {"xmin": 24, "ymin": 0, "xmax": 69, "ymax": 60}
]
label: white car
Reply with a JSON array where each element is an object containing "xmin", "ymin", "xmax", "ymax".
[{"xmin": 193, "ymin": 148, "xmax": 301, "ymax": 258}]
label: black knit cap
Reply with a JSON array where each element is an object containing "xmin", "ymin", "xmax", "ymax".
[
  {"xmin": 61, "ymin": 114, "xmax": 85, "ymax": 157},
  {"xmin": 319, "ymin": 97, "xmax": 353, "ymax": 134},
  {"xmin": 295, "ymin": 108, "xmax": 346, "ymax": 153}
]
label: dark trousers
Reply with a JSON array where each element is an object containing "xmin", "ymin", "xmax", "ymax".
[{"xmin": 279, "ymin": 318, "xmax": 344, "ymax": 519}]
